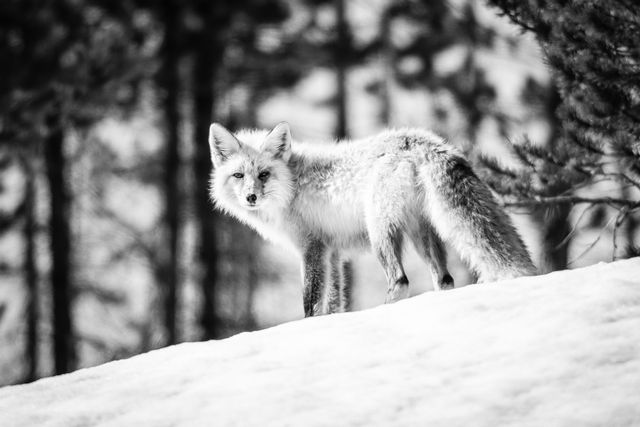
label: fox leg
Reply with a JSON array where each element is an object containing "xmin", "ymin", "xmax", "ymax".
[
  {"xmin": 341, "ymin": 259, "xmax": 353, "ymax": 311},
  {"xmin": 366, "ymin": 161, "xmax": 414, "ymax": 303},
  {"xmin": 368, "ymin": 224, "xmax": 408, "ymax": 304},
  {"xmin": 409, "ymin": 218, "xmax": 454, "ymax": 290},
  {"xmin": 301, "ymin": 239, "xmax": 328, "ymax": 317},
  {"xmin": 326, "ymin": 250, "xmax": 344, "ymax": 314},
  {"xmin": 325, "ymin": 252, "xmax": 353, "ymax": 313}
]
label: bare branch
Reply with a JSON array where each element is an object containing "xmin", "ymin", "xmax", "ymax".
[
  {"xmin": 568, "ymin": 215, "xmax": 618, "ymax": 266},
  {"xmin": 553, "ymin": 204, "xmax": 596, "ymax": 250},
  {"xmin": 604, "ymin": 172, "xmax": 640, "ymax": 189},
  {"xmin": 612, "ymin": 206, "xmax": 630, "ymax": 261}
]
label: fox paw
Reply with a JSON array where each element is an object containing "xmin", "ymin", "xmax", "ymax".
[{"xmin": 439, "ymin": 274, "xmax": 454, "ymax": 290}]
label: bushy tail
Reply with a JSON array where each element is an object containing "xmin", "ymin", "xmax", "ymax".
[{"xmin": 420, "ymin": 153, "xmax": 536, "ymax": 282}]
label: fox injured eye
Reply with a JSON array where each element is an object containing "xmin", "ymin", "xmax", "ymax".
[
  {"xmin": 258, "ymin": 171, "xmax": 270, "ymax": 181},
  {"xmin": 232, "ymin": 172, "xmax": 244, "ymax": 179}
]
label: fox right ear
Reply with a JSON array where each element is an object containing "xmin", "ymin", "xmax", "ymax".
[
  {"xmin": 209, "ymin": 123, "xmax": 241, "ymax": 166},
  {"xmin": 261, "ymin": 122, "xmax": 291, "ymax": 162}
]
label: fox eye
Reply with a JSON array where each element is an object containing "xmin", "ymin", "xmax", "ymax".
[
  {"xmin": 232, "ymin": 172, "xmax": 244, "ymax": 179},
  {"xmin": 258, "ymin": 171, "xmax": 270, "ymax": 181}
]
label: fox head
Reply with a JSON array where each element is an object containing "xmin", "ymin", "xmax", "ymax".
[{"xmin": 208, "ymin": 122, "xmax": 294, "ymax": 214}]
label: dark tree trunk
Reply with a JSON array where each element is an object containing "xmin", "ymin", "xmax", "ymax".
[
  {"xmin": 538, "ymin": 204, "xmax": 571, "ymax": 271},
  {"xmin": 228, "ymin": 90, "xmax": 260, "ymax": 333},
  {"xmin": 460, "ymin": 4, "xmax": 480, "ymax": 150},
  {"xmin": 333, "ymin": 0, "xmax": 355, "ymax": 302},
  {"xmin": 193, "ymin": 1, "xmax": 226, "ymax": 340},
  {"xmin": 537, "ymin": 87, "xmax": 570, "ymax": 272},
  {"xmin": 158, "ymin": 0, "xmax": 182, "ymax": 345},
  {"xmin": 44, "ymin": 116, "xmax": 75, "ymax": 374},
  {"xmin": 379, "ymin": 9, "xmax": 392, "ymax": 126},
  {"xmin": 243, "ymin": 247, "xmax": 258, "ymax": 330},
  {"xmin": 334, "ymin": 0, "xmax": 348, "ymax": 139},
  {"xmin": 621, "ymin": 184, "xmax": 636, "ymax": 256},
  {"xmin": 22, "ymin": 154, "xmax": 38, "ymax": 382}
]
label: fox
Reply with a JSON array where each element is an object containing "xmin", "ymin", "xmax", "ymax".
[{"xmin": 208, "ymin": 122, "xmax": 537, "ymax": 317}]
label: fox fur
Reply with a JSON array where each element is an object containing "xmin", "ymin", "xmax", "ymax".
[{"xmin": 208, "ymin": 122, "xmax": 537, "ymax": 317}]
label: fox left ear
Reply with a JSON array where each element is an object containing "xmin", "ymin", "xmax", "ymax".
[{"xmin": 261, "ymin": 122, "xmax": 291, "ymax": 162}]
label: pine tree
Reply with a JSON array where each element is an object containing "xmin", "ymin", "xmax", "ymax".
[
  {"xmin": 156, "ymin": 0, "xmax": 183, "ymax": 346},
  {"xmin": 0, "ymin": 0, "xmax": 147, "ymax": 373},
  {"xmin": 485, "ymin": 0, "xmax": 640, "ymax": 259},
  {"xmin": 20, "ymin": 152, "xmax": 38, "ymax": 382},
  {"xmin": 186, "ymin": 0, "xmax": 291, "ymax": 339},
  {"xmin": 377, "ymin": 0, "xmax": 498, "ymax": 146}
]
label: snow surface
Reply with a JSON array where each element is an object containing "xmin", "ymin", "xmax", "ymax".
[{"xmin": 1, "ymin": 259, "xmax": 640, "ymax": 427}]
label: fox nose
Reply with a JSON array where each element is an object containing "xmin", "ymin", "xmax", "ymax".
[{"xmin": 246, "ymin": 194, "xmax": 257, "ymax": 204}]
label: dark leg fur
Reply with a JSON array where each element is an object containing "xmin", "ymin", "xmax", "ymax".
[
  {"xmin": 410, "ymin": 219, "xmax": 454, "ymax": 291},
  {"xmin": 302, "ymin": 239, "xmax": 327, "ymax": 317},
  {"xmin": 327, "ymin": 250, "xmax": 343, "ymax": 314},
  {"xmin": 341, "ymin": 260, "xmax": 353, "ymax": 311},
  {"xmin": 370, "ymin": 228, "xmax": 408, "ymax": 303}
]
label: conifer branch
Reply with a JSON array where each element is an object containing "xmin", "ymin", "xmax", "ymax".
[{"xmin": 502, "ymin": 195, "xmax": 640, "ymax": 208}]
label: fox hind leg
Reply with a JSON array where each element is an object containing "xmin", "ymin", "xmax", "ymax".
[
  {"xmin": 409, "ymin": 218, "xmax": 454, "ymax": 290},
  {"xmin": 366, "ymin": 162, "xmax": 415, "ymax": 303},
  {"xmin": 368, "ymin": 222, "xmax": 408, "ymax": 303}
]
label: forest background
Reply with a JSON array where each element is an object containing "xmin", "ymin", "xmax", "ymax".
[{"xmin": 1, "ymin": 0, "xmax": 638, "ymax": 385}]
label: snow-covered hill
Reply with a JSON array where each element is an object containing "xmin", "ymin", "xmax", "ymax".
[{"xmin": 1, "ymin": 259, "xmax": 639, "ymax": 427}]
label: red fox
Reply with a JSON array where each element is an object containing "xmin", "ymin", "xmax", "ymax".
[{"xmin": 208, "ymin": 122, "xmax": 537, "ymax": 317}]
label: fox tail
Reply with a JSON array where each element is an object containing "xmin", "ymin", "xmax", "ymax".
[{"xmin": 420, "ymin": 151, "xmax": 537, "ymax": 282}]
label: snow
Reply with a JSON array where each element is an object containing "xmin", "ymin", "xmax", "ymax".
[{"xmin": 1, "ymin": 258, "xmax": 640, "ymax": 427}]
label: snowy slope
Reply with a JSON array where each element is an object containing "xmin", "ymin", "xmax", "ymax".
[{"xmin": 1, "ymin": 259, "xmax": 640, "ymax": 427}]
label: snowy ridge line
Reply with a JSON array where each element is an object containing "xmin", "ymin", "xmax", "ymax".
[{"xmin": 1, "ymin": 258, "xmax": 640, "ymax": 427}]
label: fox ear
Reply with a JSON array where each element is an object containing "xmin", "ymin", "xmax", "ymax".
[
  {"xmin": 261, "ymin": 122, "xmax": 291, "ymax": 162},
  {"xmin": 209, "ymin": 123, "xmax": 241, "ymax": 166}
]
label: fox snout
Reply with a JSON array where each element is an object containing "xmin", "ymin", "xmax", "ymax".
[{"xmin": 242, "ymin": 177, "xmax": 261, "ymax": 206}]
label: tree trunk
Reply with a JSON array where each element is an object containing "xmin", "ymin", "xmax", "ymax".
[
  {"xmin": 333, "ymin": 0, "xmax": 355, "ymax": 304},
  {"xmin": 621, "ymin": 183, "xmax": 637, "ymax": 256},
  {"xmin": 21, "ymin": 154, "xmax": 38, "ymax": 382},
  {"xmin": 228, "ymin": 90, "xmax": 260, "ymax": 333},
  {"xmin": 538, "ymin": 204, "xmax": 571, "ymax": 272},
  {"xmin": 537, "ymin": 87, "xmax": 570, "ymax": 272},
  {"xmin": 379, "ymin": 9, "xmax": 392, "ymax": 126},
  {"xmin": 193, "ymin": 1, "xmax": 226, "ymax": 340},
  {"xmin": 158, "ymin": 0, "xmax": 182, "ymax": 345},
  {"xmin": 334, "ymin": 0, "xmax": 348, "ymax": 140},
  {"xmin": 44, "ymin": 116, "xmax": 75, "ymax": 374}
]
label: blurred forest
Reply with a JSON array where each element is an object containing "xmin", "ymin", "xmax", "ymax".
[{"xmin": 0, "ymin": 0, "xmax": 638, "ymax": 385}]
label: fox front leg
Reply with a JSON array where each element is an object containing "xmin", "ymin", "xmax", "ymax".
[
  {"xmin": 301, "ymin": 239, "xmax": 328, "ymax": 317},
  {"xmin": 341, "ymin": 260, "xmax": 353, "ymax": 311},
  {"xmin": 327, "ymin": 250, "xmax": 348, "ymax": 314}
]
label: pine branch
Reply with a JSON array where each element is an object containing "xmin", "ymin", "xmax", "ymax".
[
  {"xmin": 502, "ymin": 195, "xmax": 640, "ymax": 208},
  {"xmin": 479, "ymin": 155, "xmax": 518, "ymax": 179}
]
